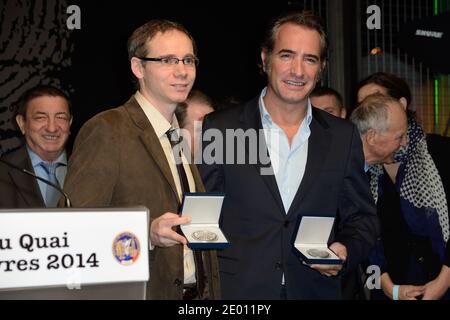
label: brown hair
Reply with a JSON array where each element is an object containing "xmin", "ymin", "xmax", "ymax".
[
  {"xmin": 357, "ymin": 72, "xmax": 414, "ymax": 118},
  {"xmin": 127, "ymin": 19, "xmax": 197, "ymax": 61},
  {"xmin": 261, "ymin": 11, "xmax": 328, "ymax": 69},
  {"xmin": 311, "ymin": 87, "xmax": 344, "ymax": 109},
  {"xmin": 175, "ymin": 90, "xmax": 214, "ymax": 127}
]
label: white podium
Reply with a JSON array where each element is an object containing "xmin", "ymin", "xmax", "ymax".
[{"xmin": 0, "ymin": 208, "xmax": 149, "ymax": 300}]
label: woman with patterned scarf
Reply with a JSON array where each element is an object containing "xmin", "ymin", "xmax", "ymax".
[{"xmin": 357, "ymin": 72, "xmax": 450, "ymax": 300}]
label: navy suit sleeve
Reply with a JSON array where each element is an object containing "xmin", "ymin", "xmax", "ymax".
[
  {"xmin": 198, "ymin": 115, "xmax": 225, "ymax": 193},
  {"xmin": 335, "ymin": 125, "xmax": 380, "ymax": 272}
]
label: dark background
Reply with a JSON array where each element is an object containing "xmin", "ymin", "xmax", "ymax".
[
  {"xmin": 2, "ymin": 0, "xmax": 449, "ymax": 155},
  {"xmin": 64, "ymin": 0, "xmax": 308, "ymax": 142},
  {"xmin": 3, "ymin": 0, "xmax": 320, "ymax": 154}
]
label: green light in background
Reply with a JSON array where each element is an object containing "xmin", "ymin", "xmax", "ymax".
[
  {"xmin": 435, "ymin": 79, "xmax": 439, "ymax": 130},
  {"xmin": 433, "ymin": 2, "xmax": 440, "ymax": 132}
]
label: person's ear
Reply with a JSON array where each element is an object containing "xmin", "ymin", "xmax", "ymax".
[
  {"xmin": 16, "ymin": 114, "xmax": 26, "ymax": 135},
  {"xmin": 315, "ymin": 60, "xmax": 327, "ymax": 84},
  {"xmin": 399, "ymin": 97, "xmax": 408, "ymax": 111},
  {"xmin": 321, "ymin": 59, "xmax": 327, "ymax": 73},
  {"xmin": 131, "ymin": 57, "xmax": 145, "ymax": 79},
  {"xmin": 365, "ymin": 128, "xmax": 378, "ymax": 146},
  {"xmin": 261, "ymin": 50, "xmax": 268, "ymax": 73}
]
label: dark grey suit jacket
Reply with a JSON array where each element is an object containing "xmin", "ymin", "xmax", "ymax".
[
  {"xmin": 0, "ymin": 145, "xmax": 45, "ymax": 208},
  {"xmin": 199, "ymin": 96, "xmax": 379, "ymax": 299}
]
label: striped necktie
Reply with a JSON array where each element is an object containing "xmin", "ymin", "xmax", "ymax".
[
  {"xmin": 166, "ymin": 128, "xmax": 206, "ymax": 299},
  {"xmin": 40, "ymin": 162, "xmax": 61, "ymax": 207}
]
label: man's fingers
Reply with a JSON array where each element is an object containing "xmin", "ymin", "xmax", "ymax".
[
  {"xmin": 329, "ymin": 242, "xmax": 347, "ymax": 261},
  {"xmin": 310, "ymin": 264, "xmax": 342, "ymax": 271},
  {"xmin": 153, "ymin": 229, "xmax": 188, "ymax": 247},
  {"xmin": 161, "ymin": 232, "xmax": 188, "ymax": 246},
  {"xmin": 318, "ymin": 271, "xmax": 339, "ymax": 277},
  {"xmin": 161, "ymin": 215, "xmax": 192, "ymax": 228},
  {"xmin": 310, "ymin": 264, "xmax": 342, "ymax": 277},
  {"xmin": 150, "ymin": 213, "xmax": 191, "ymax": 247},
  {"xmin": 406, "ymin": 290, "xmax": 425, "ymax": 298}
]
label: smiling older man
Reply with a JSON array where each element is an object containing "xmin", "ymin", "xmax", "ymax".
[{"xmin": 0, "ymin": 85, "xmax": 72, "ymax": 208}]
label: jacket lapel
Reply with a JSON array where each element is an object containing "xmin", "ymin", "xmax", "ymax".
[
  {"xmin": 124, "ymin": 97, "xmax": 179, "ymax": 200},
  {"xmin": 287, "ymin": 109, "xmax": 331, "ymax": 217},
  {"xmin": 7, "ymin": 146, "xmax": 45, "ymax": 207},
  {"xmin": 240, "ymin": 98, "xmax": 285, "ymax": 215}
]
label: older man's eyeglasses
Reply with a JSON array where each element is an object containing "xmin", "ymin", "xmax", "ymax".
[{"xmin": 138, "ymin": 55, "xmax": 199, "ymax": 67}]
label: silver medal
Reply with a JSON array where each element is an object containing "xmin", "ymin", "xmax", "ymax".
[
  {"xmin": 307, "ymin": 248, "xmax": 330, "ymax": 259},
  {"xmin": 191, "ymin": 230, "xmax": 218, "ymax": 242}
]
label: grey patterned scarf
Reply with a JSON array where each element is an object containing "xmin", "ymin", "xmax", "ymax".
[{"xmin": 369, "ymin": 118, "xmax": 449, "ymax": 245}]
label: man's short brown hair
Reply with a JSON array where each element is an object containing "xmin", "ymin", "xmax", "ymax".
[
  {"xmin": 261, "ymin": 11, "xmax": 328, "ymax": 71},
  {"xmin": 127, "ymin": 19, "xmax": 197, "ymax": 61}
]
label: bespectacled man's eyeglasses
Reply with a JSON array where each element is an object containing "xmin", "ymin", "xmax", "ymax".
[{"xmin": 138, "ymin": 55, "xmax": 199, "ymax": 67}]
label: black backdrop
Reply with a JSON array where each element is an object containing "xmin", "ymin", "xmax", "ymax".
[
  {"xmin": 64, "ymin": 0, "xmax": 300, "ymax": 147},
  {"xmin": 0, "ymin": 0, "xmax": 315, "ymax": 153}
]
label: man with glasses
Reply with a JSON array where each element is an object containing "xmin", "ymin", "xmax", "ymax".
[{"xmin": 62, "ymin": 20, "xmax": 220, "ymax": 300}]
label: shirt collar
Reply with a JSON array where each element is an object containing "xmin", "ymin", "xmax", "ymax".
[
  {"xmin": 26, "ymin": 145, "xmax": 67, "ymax": 167},
  {"xmin": 258, "ymin": 87, "xmax": 313, "ymax": 127},
  {"xmin": 259, "ymin": 87, "xmax": 272, "ymax": 125},
  {"xmin": 134, "ymin": 91, "xmax": 179, "ymax": 138}
]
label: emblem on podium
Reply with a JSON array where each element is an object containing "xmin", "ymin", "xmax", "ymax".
[{"xmin": 113, "ymin": 232, "xmax": 141, "ymax": 266}]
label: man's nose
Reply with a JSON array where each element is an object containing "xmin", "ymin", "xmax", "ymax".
[
  {"xmin": 291, "ymin": 58, "xmax": 304, "ymax": 77},
  {"xmin": 45, "ymin": 118, "xmax": 58, "ymax": 132},
  {"xmin": 174, "ymin": 62, "xmax": 188, "ymax": 77}
]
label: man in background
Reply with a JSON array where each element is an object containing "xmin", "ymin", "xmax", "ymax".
[
  {"xmin": 310, "ymin": 86, "xmax": 346, "ymax": 119},
  {"xmin": 0, "ymin": 85, "xmax": 72, "ymax": 208},
  {"xmin": 176, "ymin": 90, "xmax": 214, "ymax": 159},
  {"xmin": 350, "ymin": 93, "xmax": 408, "ymax": 167}
]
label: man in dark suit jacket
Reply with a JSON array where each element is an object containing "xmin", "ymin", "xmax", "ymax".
[
  {"xmin": 0, "ymin": 85, "xmax": 72, "ymax": 208},
  {"xmin": 62, "ymin": 20, "xmax": 220, "ymax": 300},
  {"xmin": 199, "ymin": 11, "xmax": 378, "ymax": 299},
  {"xmin": 0, "ymin": 145, "xmax": 44, "ymax": 208}
]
